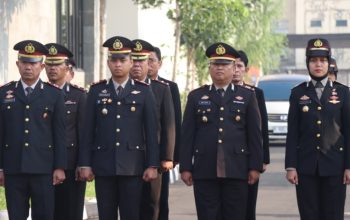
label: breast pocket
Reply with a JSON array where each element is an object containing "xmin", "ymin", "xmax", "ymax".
[
  {"xmin": 230, "ymin": 106, "xmax": 246, "ymax": 126},
  {"xmin": 124, "ymin": 98, "xmax": 143, "ymax": 116},
  {"xmin": 65, "ymin": 102, "xmax": 78, "ymax": 118},
  {"xmin": 196, "ymin": 103, "xmax": 214, "ymax": 124}
]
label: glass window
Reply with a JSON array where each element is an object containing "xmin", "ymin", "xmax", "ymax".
[
  {"xmin": 57, "ymin": 0, "xmax": 83, "ymax": 67},
  {"xmin": 310, "ymin": 20, "xmax": 322, "ymax": 27},
  {"xmin": 336, "ymin": 19, "xmax": 348, "ymax": 27},
  {"xmin": 258, "ymin": 80, "xmax": 304, "ymax": 101}
]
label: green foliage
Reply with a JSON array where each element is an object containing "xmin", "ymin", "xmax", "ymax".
[
  {"xmin": 0, "ymin": 187, "xmax": 6, "ymax": 210},
  {"xmin": 132, "ymin": 0, "xmax": 167, "ymax": 9}
]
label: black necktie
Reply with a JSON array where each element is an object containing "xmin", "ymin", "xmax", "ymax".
[
  {"xmin": 217, "ymin": 88, "xmax": 225, "ymax": 97},
  {"xmin": 315, "ymin": 81, "xmax": 324, "ymax": 99},
  {"xmin": 25, "ymin": 87, "xmax": 33, "ymax": 97},
  {"xmin": 117, "ymin": 86, "xmax": 123, "ymax": 97}
]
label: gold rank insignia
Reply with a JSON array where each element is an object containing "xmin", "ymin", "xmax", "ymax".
[
  {"xmin": 215, "ymin": 45, "xmax": 226, "ymax": 55},
  {"xmin": 43, "ymin": 112, "xmax": 48, "ymax": 119},
  {"xmin": 134, "ymin": 41, "xmax": 143, "ymax": 51},
  {"xmin": 314, "ymin": 39, "xmax": 323, "ymax": 48},
  {"xmin": 101, "ymin": 89, "xmax": 108, "ymax": 94},
  {"xmin": 113, "ymin": 39, "xmax": 123, "ymax": 50},
  {"xmin": 302, "ymin": 105, "xmax": 309, "ymax": 112},
  {"xmin": 48, "ymin": 46, "xmax": 58, "ymax": 55},
  {"xmin": 107, "ymin": 98, "xmax": 112, "ymax": 104},
  {"xmin": 235, "ymin": 96, "xmax": 243, "ymax": 100},
  {"xmin": 202, "ymin": 116, "xmax": 208, "ymax": 123},
  {"xmin": 24, "ymin": 43, "xmax": 35, "ymax": 53},
  {"xmin": 201, "ymin": 95, "xmax": 209, "ymax": 100}
]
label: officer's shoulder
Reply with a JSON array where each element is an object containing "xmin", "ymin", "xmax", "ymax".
[
  {"xmin": 134, "ymin": 79, "xmax": 150, "ymax": 87},
  {"xmin": 152, "ymin": 79, "xmax": 169, "ymax": 86},
  {"xmin": 69, "ymin": 83, "xmax": 86, "ymax": 92},
  {"xmin": 0, "ymin": 81, "xmax": 16, "ymax": 89},
  {"xmin": 44, "ymin": 81, "xmax": 61, "ymax": 90},
  {"xmin": 333, "ymin": 81, "xmax": 349, "ymax": 89},
  {"xmin": 159, "ymin": 77, "xmax": 177, "ymax": 87},
  {"xmin": 90, "ymin": 79, "xmax": 107, "ymax": 88},
  {"xmin": 292, "ymin": 81, "xmax": 308, "ymax": 91},
  {"xmin": 189, "ymin": 85, "xmax": 209, "ymax": 95},
  {"xmin": 242, "ymin": 83, "xmax": 256, "ymax": 91},
  {"xmin": 237, "ymin": 84, "xmax": 255, "ymax": 94}
]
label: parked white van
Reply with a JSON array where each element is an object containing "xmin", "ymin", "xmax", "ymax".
[{"xmin": 256, "ymin": 74, "xmax": 310, "ymax": 144}]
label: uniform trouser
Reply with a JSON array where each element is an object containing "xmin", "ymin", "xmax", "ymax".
[
  {"xmin": 296, "ymin": 174, "xmax": 346, "ymax": 220},
  {"xmin": 158, "ymin": 171, "xmax": 170, "ymax": 220},
  {"xmin": 141, "ymin": 172, "xmax": 162, "ymax": 220},
  {"xmin": 54, "ymin": 169, "xmax": 86, "ymax": 220},
  {"xmin": 245, "ymin": 179, "xmax": 259, "ymax": 220},
  {"xmin": 5, "ymin": 174, "xmax": 54, "ymax": 220},
  {"xmin": 95, "ymin": 175, "xmax": 143, "ymax": 220},
  {"xmin": 193, "ymin": 178, "xmax": 248, "ymax": 220}
]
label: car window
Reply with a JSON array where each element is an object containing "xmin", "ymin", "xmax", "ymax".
[{"xmin": 258, "ymin": 80, "xmax": 303, "ymax": 101}]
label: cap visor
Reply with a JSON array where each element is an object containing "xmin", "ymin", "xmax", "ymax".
[
  {"xmin": 308, "ymin": 50, "xmax": 329, "ymax": 57},
  {"xmin": 210, "ymin": 59, "xmax": 233, "ymax": 64},
  {"xmin": 18, "ymin": 57, "xmax": 43, "ymax": 63}
]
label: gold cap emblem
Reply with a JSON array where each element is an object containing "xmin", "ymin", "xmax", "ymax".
[
  {"xmin": 134, "ymin": 41, "xmax": 143, "ymax": 52},
  {"xmin": 216, "ymin": 45, "xmax": 226, "ymax": 55},
  {"xmin": 113, "ymin": 39, "xmax": 123, "ymax": 50},
  {"xmin": 24, "ymin": 43, "xmax": 35, "ymax": 54},
  {"xmin": 314, "ymin": 39, "xmax": 323, "ymax": 48},
  {"xmin": 48, "ymin": 46, "xmax": 58, "ymax": 55}
]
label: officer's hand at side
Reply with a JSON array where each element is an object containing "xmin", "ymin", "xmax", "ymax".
[
  {"xmin": 181, "ymin": 171, "xmax": 193, "ymax": 186},
  {"xmin": 161, "ymin": 161, "xmax": 173, "ymax": 172},
  {"xmin": 75, "ymin": 167, "xmax": 83, "ymax": 181},
  {"xmin": 248, "ymin": 170, "xmax": 260, "ymax": 185},
  {"xmin": 53, "ymin": 169, "xmax": 66, "ymax": 185},
  {"xmin": 80, "ymin": 167, "xmax": 95, "ymax": 182},
  {"xmin": 262, "ymin": 163, "xmax": 268, "ymax": 173},
  {"xmin": 0, "ymin": 171, "xmax": 5, "ymax": 187},
  {"xmin": 143, "ymin": 167, "xmax": 158, "ymax": 182},
  {"xmin": 286, "ymin": 170, "xmax": 299, "ymax": 185},
  {"xmin": 343, "ymin": 169, "xmax": 350, "ymax": 184}
]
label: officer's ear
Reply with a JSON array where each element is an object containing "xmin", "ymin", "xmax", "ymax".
[{"xmin": 40, "ymin": 62, "xmax": 45, "ymax": 71}]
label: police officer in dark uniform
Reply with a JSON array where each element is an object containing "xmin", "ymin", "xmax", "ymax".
[
  {"xmin": 328, "ymin": 57, "xmax": 338, "ymax": 82},
  {"xmin": 285, "ymin": 38, "xmax": 350, "ymax": 220},
  {"xmin": 180, "ymin": 42, "xmax": 263, "ymax": 220},
  {"xmin": 129, "ymin": 39, "xmax": 176, "ymax": 220},
  {"xmin": 79, "ymin": 36, "xmax": 159, "ymax": 220},
  {"xmin": 233, "ymin": 50, "xmax": 269, "ymax": 220},
  {"xmin": 148, "ymin": 46, "xmax": 182, "ymax": 220},
  {"xmin": 0, "ymin": 40, "xmax": 67, "ymax": 220},
  {"xmin": 44, "ymin": 43, "xmax": 87, "ymax": 220}
]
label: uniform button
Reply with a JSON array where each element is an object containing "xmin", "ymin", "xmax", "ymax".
[
  {"xmin": 136, "ymin": 146, "xmax": 140, "ymax": 149},
  {"xmin": 71, "ymin": 143, "xmax": 74, "ymax": 147},
  {"xmin": 24, "ymin": 130, "xmax": 29, "ymax": 134},
  {"xmin": 195, "ymin": 149, "xmax": 199, "ymax": 153},
  {"xmin": 317, "ymin": 120, "xmax": 321, "ymax": 125},
  {"xmin": 7, "ymin": 106, "xmax": 11, "ymax": 109},
  {"xmin": 5, "ymin": 144, "xmax": 8, "ymax": 148},
  {"xmin": 48, "ymin": 145, "xmax": 52, "ymax": 148},
  {"xmin": 26, "ymin": 105, "xmax": 30, "ymax": 109},
  {"xmin": 116, "ymin": 142, "xmax": 120, "ymax": 146},
  {"xmin": 220, "ymin": 107, "xmax": 224, "ymax": 111},
  {"xmin": 241, "ymin": 149, "xmax": 245, "ymax": 152},
  {"xmin": 24, "ymin": 143, "xmax": 29, "ymax": 147},
  {"xmin": 117, "ymin": 115, "xmax": 121, "ymax": 119},
  {"xmin": 97, "ymin": 146, "xmax": 101, "ymax": 150},
  {"xmin": 316, "ymin": 146, "xmax": 320, "ymax": 150},
  {"xmin": 218, "ymin": 139, "xmax": 223, "ymax": 144},
  {"xmin": 237, "ymin": 109, "xmax": 241, "ymax": 113},
  {"xmin": 67, "ymin": 110, "xmax": 71, "ymax": 114},
  {"xmin": 25, "ymin": 118, "xmax": 29, "ymax": 122},
  {"xmin": 116, "ymin": 128, "xmax": 120, "ymax": 132},
  {"xmin": 316, "ymin": 133, "xmax": 321, "ymax": 138},
  {"xmin": 340, "ymin": 147, "xmax": 344, "ymax": 151},
  {"xmin": 117, "ymin": 101, "xmax": 121, "ymax": 105},
  {"xmin": 317, "ymin": 106, "xmax": 322, "ymax": 111},
  {"xmin": 220, "ymin": 117, "xmax": 224, "ymax": 121},
  {"xmin": 219, "ymin": 128, "xmax": 223, "ymax": 132}
]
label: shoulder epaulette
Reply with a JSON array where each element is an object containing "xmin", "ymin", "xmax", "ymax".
[
  {"xmin": 333, "ymin": 81, "xmax": 349, "ymax": 88},
  {"xmin": 153, "ymin": 79, "xmax": 169, "ymax": 86},
  {"xmin": 134, "ymin": 79, "xmax": 150, "ymax": 86},
  {"xmin": 293, "ymin": 81, "xmax": 307, "ymax": 89},
  {"xmin": 44, "ymin": 81, "xmax": 61, "ymax": 90},
  {"xmin": 191, "ymin": 84, "xmax": 208, "ymax": 92},
  {"xmin": 90, "ymin": 79, "xmax": 107, "ymax": 87},
  {"xmin": 242, "ymin": 84, "xmax": 255, "ymax": 91},
  {"xmin": 0, "ymin": 81, "xmax": 15, "ymax": 88},
  {"xmin": 70, "ymin": 83, "xmax": 86, "ymax": 92}
]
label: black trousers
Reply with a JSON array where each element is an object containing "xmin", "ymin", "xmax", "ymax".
[
  {"xmin": 245, "ymin": 179, "xmax": 259, "ymax": 220},
  {"xmin": 296, "ymin": 174, "xmax": 346, "ymax": 220},
  {"xmin": 95, "ymin": 175, "xmax": 143, "ymax": 220},
  {"xmin": 158, "ymin": 171, "xmax": 170, "ymax": 220},
  {"xmin": 141, "ymin": 173, "xmax": 162, "ymax": 220},
  {"xmin": 5, "ymin": 174, "xmax": 54, "ymax": 220},
  {"xmin": 193, "ymin": 178, "xmax": 248, "ymax": 220},
  {"xmin": 54, "ymin": 170, "xmax": 86, "ymax": 220}
]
